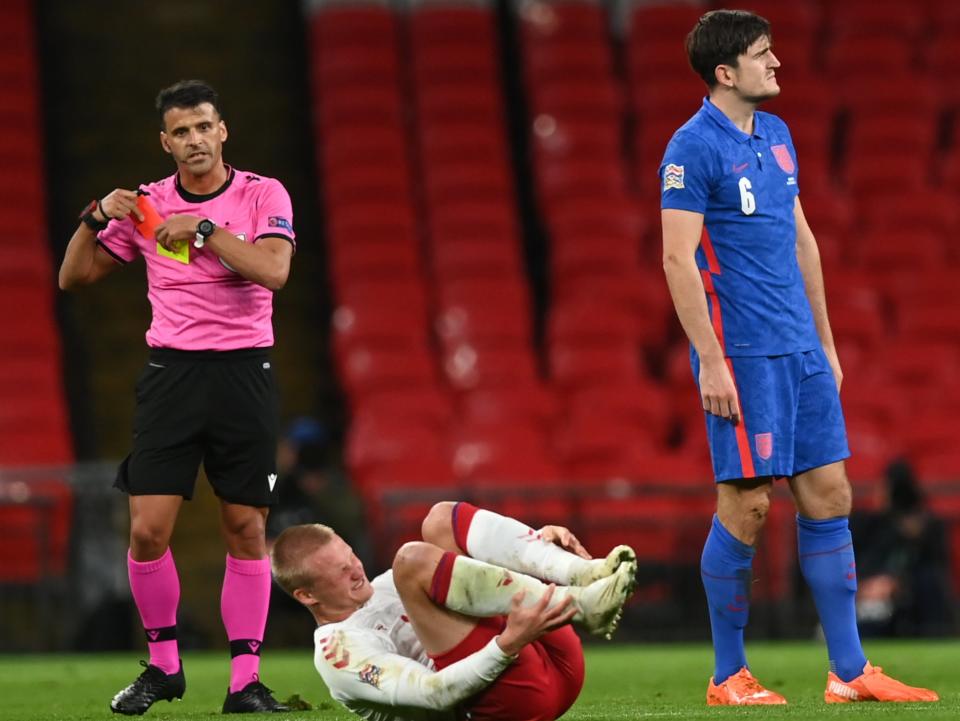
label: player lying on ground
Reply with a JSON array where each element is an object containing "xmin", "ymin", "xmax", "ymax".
[{"xmin": 271, "ymin": 502, "xmax": 638, "ymax": 721}]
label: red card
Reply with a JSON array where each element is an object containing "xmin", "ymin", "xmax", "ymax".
[{"xmin": 134, "ymin": 194, "xmax": 163, "ymax": 239}]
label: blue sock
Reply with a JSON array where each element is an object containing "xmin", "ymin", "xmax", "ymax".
[
  {"xmin": 701, "ymin": 515, "xmax": 754, "ymax": 684},
  {"xmin": 797, "ymin": 515, "xmax": 867, "ymax": 682}
]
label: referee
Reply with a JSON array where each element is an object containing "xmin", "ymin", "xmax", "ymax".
[{"xmin": 60, "ymin": 80, "xmax": 293, "ymax": 715}]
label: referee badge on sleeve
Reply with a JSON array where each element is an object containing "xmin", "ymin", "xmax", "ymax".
[{"xmin": 663, "ymin": 164, "xmax": 685, "ymax": 190}]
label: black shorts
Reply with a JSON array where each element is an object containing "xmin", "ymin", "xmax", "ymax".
[{"xmin": 115, "ymin": 347, "xmax": 280, "ymax": 507}]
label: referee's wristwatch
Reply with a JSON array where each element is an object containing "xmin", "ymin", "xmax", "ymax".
[
  {"xmin": 79, "ymin": 199, "xmax": 109, "ymax": 232},
  {"xmin": 194, "ymin": 218, "xmax": 216, "ymax": 248}
]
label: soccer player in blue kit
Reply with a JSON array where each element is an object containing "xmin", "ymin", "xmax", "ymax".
[{"xmin": 660, "ymin": 10, "xmax": 938, "ymax": 706}]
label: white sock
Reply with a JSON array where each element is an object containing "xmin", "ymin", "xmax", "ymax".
[
  {"xmin": 464, "ymin": 508, "xmax": 600, "ymax": 585},
  {"xmin": 443, "ymin": 555, "xmax": 584, "ymax": 621}
]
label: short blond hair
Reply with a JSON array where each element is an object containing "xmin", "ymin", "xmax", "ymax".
[{"xmin": 271, "ymin": 523, "xmax": 335, "ymax": 597}]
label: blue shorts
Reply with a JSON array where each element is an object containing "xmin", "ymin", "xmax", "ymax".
[{"xmin": 691, "ymin": 347, "xmax": 850, "ymax": 482}]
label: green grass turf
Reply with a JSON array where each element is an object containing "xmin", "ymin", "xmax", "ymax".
[{"xmin": 1, "ymin": 640, "xmax": 957, "ymax": 720}]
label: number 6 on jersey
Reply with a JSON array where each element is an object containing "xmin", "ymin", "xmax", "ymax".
[{"xmin": 738, "ymin": 176, "xmax": 756, "ymax": 215}]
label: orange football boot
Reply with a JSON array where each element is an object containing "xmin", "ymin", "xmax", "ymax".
[
  {"xmin": 707, "ymin": 667, "xmax": 787, "ymax": 705},
  {"xmin": 824, "ymin": 662, "xmax": 939, "ymax": 703}
]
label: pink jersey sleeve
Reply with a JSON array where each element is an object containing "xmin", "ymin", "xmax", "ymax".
[
  {"xmin": 252, "ymin": 179, "xmax": 295, "ymax": 249},
  {"xmin": 97, "ymin": 215, "xmax": 139, "ymax": 263}
]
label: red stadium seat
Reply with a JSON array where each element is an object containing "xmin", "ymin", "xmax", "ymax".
[
  {"xmin": 312, "ymin": 5, "xmax": 396, "ymax": 49},
  {"xmin": 629, "ymin": 4, "xmax": 704, "ymax": 44},
  {"xmin": 334, "ymin": 278, "xmax": 428, "ymax": 316},
  {"xmin": 431, "ymin": 239, "xmax": 521, "ymax": 281},
  {"xmin": 825, "ymin": 302, "xmax": 888, "ymax": 352},
  {"xmin": 435, "ymin": 298, "xmax": 532, "ymax": 349},
  {"xmin": 548, "ymin": 299, "xmax": 637, "ymax": 346},
  {"xmin": 350, "ymin": 386, "xmax": 454, "ymax": 431},
  {"xmin": 896, "ymin": 304, "xmax": 960, "ymax": 344},
  {"xmin": 844, "ymin": 152, "xmax": 929, "ymax": 196},
  {"xmin": 845, "ymin": 417, "xmax": 896, "ymax": 488},
  {"xmin": 441, "ymin": 344, "xmax": 540, "ymax": 392},
  {"xmin": 550, "ymin": 229, "xmax": 639, "ymax": 282},
  {"xmin": 553, "ymin": 267, "xmax": 672, "ymax": 325},
  {"xmin": 854, "ymin": 228, "xmax": 945, "ymax": 271},
  {"xmin": 322, "ymin": 124, "xmax": 408, "ymax": 175},
  {"xmin": 323, "ymin": 164, "xmax": 412, "ymax": 208},
  {"xmin": 524, "ymin": 40, "xmax": 613, "ymax": 84},
  {"xmin": 531, "ymin": 115, "xmax": 620, "ymax": 164},
  {"xmin": 553, "ymin": 415, "xmax": 657, "ymax": 481},
  {"xmin": 420, "ymin": 123, "xmax": 508, "ymax": 163},
  {"xmin": 0, "ymin": 479, "xmax": 73, "ymax": 582},
  {"xmin": 314, "ymin": 45, "xmax": 398, "ymax": 88},
  {"xmin": 424, "ymin": 162, "xmax": 512, "ymax": 206},
  {"xmin": 328, "ymin": 239, "xmax": 422, "ymax": 285},
  {"xmin": 337, "ymin": 346, "xmax": 437, "ymax": 398},
  {"xmin": 458, "ymin": 384, "xmax": 559, "ymax": 428},
  {"xmin": 529, "ymin": 79, "xmax": 623, "ymax": 118},
  {"xmin": 841, "ymin": 75, "xmax": 939, "ymax": 117},
  {"xmin": 926, "ymin": 34, "xmax": 960, "ymax": 104},
  {"xmin": 327, "ymin": 202, "xmax": 417, "ymax": 244},
  {"xmin": 416, "ymin": 84, "xmax": 502, "ymax": 125},
  {"xmin": 895, "ymin": 410, "xmax": 960, "ymax": 460},
  {"xmin": 318, "ymin": 85, "xmax": 404, "ymax": 129},
  {"xmin": 846, "ymin": 114, "xmax": 938, "ymax": 159},
  {"xmin": 856, "ymin": 190, "xmax": 959, "ymax": 235},
  {"xmin": 413, "ymin": 44, "xmax": 498, "ymax": 87},
  {"xmin": 435, "ymin": 277, "xmax": 530, "ymax": 314},
  {"xmin": 411, "ymin": 5, "xmax": 495, "ymax": 46},
  {"xmin": 546, "ymin": 195, "xmax": 645, "ymax": 240},
  {"xmin": 520, "ymin": 0, "xmax": 607, "ymax": 43},
  {"xmin": 628, "ymin": 35, "xmax": 703, "ymax": 81},
  {"xmin": 827, "ymin": 0, "xmax": 928, "ymax": 38},
  {"xmin": 884, "ymin": 345, "xmax": 959, "ymax": 406},
  {"xmin": 565, "ymin": 382, "xmax": 675, "ymax": 447},
  {"xmin": 549, "ymin": 340, "xmax": 643, "ymax": 390},
  {"xmin": 824, "ymin": 33, "xmax": 914, "ymax": 80},
  {"xmin": 535, "ymin": 157, "xmax": 626, "ymax": 203},
  {"xmin": 332, "ymin": 302, "xmax": 429, "ymax": 355}
]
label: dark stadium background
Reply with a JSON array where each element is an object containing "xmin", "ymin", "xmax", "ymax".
[{"xmin": 1, "ymin": 0, "xmax": 958, "ymax": 653}]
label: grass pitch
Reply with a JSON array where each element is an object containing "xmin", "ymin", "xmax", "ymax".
[{"xmin": 2, "ymin": 640, "xmax": 957, "ymax": 720}]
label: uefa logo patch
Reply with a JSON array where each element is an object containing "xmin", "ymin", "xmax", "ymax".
[{"xmin": 663, "ymin": 163, "xmax": 685, "ymax": 190}]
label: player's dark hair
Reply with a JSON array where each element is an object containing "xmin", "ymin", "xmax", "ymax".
[
  {"xmin": 155, "ymin": 79, "xmax": 222, "ymax": 128},
  {"xmin": 686, "ymin": 10, "xmax": 771, "ymax": 88}
]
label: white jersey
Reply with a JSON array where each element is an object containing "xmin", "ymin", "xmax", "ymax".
[{"xmin": 313, "ymin": 570, "xmax": 515, "ymax": 721}]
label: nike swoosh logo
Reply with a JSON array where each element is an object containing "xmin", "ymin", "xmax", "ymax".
[
  {"xmin": 726, "ymin": 603, "xmax": 745, "ymax": 612},
  {"xmin": 732, "ymin": 162, "xmax": 749, "ymax": 173}
]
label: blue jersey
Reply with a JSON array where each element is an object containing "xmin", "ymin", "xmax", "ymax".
[{"xmin": 660, "ymin": 98, "xmax": 819, "ymax": 357}]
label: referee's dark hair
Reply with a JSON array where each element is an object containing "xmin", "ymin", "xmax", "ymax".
[
  {"xmin": 686, "ymin": 10, "xmax": 771, "ymax": 88},
  {"xmin": 156, "ymin": 79, "xmax": 222, "ymax": 127}
]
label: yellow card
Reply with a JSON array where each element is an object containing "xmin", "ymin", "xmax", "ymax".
[{"xmin": 157, "ymin": 241, "xmax": 189, "ymax": 264}]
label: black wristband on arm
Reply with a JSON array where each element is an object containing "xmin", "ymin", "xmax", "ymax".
[{"xmin": 79, "ymin": 199, "xmax": 109, "ymax": 232}]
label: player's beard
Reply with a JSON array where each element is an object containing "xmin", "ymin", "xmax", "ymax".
[{"xmin": 741, "ymin": 87, "xmax": 780, "ymax": 106}]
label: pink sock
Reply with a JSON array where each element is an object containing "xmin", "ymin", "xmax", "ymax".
[
  {"xmin": 221, "ymin": 554, "xmax": 271, "ymax": 693},
  {"xmin": 127, "ymin": 548, "xmax": 180, "ymax": 675}
]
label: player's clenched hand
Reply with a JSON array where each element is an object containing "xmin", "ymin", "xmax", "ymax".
[
  {"xmin": 155, "ymin": 214, "xmax": 203, "ymax": 251},
  {"xmin": 539, "ymin": 526, "xmax": 592, "ymax": 560},
  {"xmin": 496, "ymin": 586, "xmax": 577, "ymax": 656},
  {"xmin": 99, "ymin": 189, "xmax": 144, "ymax": 223},
  {"xmin": 699, "ymin": 357, "xmax": 741, "ymax": 424}
]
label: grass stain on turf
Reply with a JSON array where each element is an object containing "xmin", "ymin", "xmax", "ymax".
[{"xmin": 0, "ymin": 640, "xmax": 957, "ymax": 720}]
